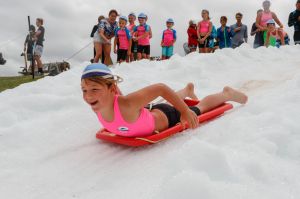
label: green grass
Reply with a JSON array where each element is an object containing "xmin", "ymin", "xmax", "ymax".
[{"xmin": 0, "ymin": 75, "xmax": 42, "ymax": 92}]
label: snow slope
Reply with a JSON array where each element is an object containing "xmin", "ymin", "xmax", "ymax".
[{"xmin": 1, "ymin": 44, "xmax": 300, "ymax": 199}]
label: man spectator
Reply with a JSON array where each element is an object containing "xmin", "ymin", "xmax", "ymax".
[
  {"xmin": 230, "ymin": 13, "xmax": 248, "ymax": 48},
  {"xmin": 288, "ymin": 0, "xmax": 300, "ymax": 44}
]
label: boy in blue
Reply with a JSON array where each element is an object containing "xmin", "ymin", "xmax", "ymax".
[
  {"xmin": 161, "ymin": 18, "xmax": 177, "ymax": 60},
  {"xmin": 217, "ymin": 16, "xmax": 233, "ymax": 49}
]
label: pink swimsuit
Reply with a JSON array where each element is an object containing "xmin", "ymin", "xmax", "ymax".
[
  {"xmin": 97, "ymin": 95, "xmax": 155, "ymax": 137},
  {"xmin": 198, "ymin": 20, "xmax": 210, "ymax": 34},
  {"xmin": 260, "ymin": 11, "xmax": 273, "ymax": 27}
]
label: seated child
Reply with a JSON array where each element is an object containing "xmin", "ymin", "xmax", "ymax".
[{"xmin": 265, "ymin": 19, "xmax": 290, "ymax": 48}]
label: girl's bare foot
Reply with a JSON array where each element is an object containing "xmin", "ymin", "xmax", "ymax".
[
  {"xmin": 223, "ymin": 86, "xmax": 248, "ymax": 104},
  {"xmin": 185, "ymin": 83, "xmax": 198, "ymax": 100}
]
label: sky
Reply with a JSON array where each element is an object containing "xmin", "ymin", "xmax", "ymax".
[{"xmin": 0, "ymin": 0, "xmax": 297, "ymax": 73}]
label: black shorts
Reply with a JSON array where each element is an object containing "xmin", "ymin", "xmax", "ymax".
[
  {"xmin": 150, "ymin": 103, "xmax": 201, "ymax": 128},
  {"xmin": 137, "ymin": 45, "xmax": 150, "ymax": 55},
  {"xmin": 131, "ymin": 41, "xmax": 138, "ymax": 53},
  {"xmin": 198, "ymin": 36, "xmax": 210, "ymax": 48},
  {"xmin": 117, "ymin": 49, "xmax": 128, "ymax": 61}
]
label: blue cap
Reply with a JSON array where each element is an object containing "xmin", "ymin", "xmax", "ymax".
[
  {"xmin": 166, "ymin": 18, "xmax": 174, "ymax": 23},
  {"xmin": 128, "ymin": 12, "xmax": 136, "ymax": 17},
  {"xmin": 119, "ymin": 16, "xmax": 128, "ymax": 22},
  {"xmin": 138, "ymin": 13, "xmax": 147, "ymax": 19},
  {"xmin": 81, "ymin": 63, "xmax": 113, "ymax": 79},
  {"xmin": 266, "ymin": 19, "xmax": 275, "ymax": 25}
]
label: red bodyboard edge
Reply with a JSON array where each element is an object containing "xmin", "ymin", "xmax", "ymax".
[{"xmin": 96, "ymin": 103, "xmax": 233, "ymax": 147}]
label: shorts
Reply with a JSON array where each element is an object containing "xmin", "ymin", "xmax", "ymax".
[
  {"xmin": 162, "ymin": 46, "xmax": 174, "ymax": 57},
  {"xmin": 150, "ymin": 103, "xmax": 201, "ymax": 128},
  {"xmin": 117, "ymin": 49, "xmax": 128, "ymax": 61},
  {"xmin": 34, "ymin": 45, "xmax": 43, "ymax": 57},
  {"xmin": 131, "ymin": 41, "xmax": 138, "ymax": 53},
  {"xmin": 137, "ymin": 45, "xmax": 150, "ymax": 55},
  {"xmin": 93, "ymin": 33, "xmax": 108, "ymax": 44},
  {"xmin": 198, "ymin": 36, "xmax": 210, "ymax": 48},
  {"xmin": 275, "ymin": 35, "xmax": 290, "ymax": 48}
]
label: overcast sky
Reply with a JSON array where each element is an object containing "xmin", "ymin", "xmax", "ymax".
[{"xmin": 0, "ymin": 0, "xmax": 297, "ymax": 74}]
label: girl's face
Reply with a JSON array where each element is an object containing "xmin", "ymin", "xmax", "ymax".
[
  {"xmin": 201, "ymin": 11, "xmax": 208, "ymax": 20},
  {"xmin": 128, "ymin": 15, "xmax": 136, "ymax": 23},
  {"xmin": 166, "ymin": 22, "xmax": 173, "ymax": 29},
  {"xmin": 109, "ymin": 13, "xmax": 117, "ymax": 23},
  {"xmin": 81, "ymin": 79, "xmax": 114, "ymax": 113},
  {"xmin": 263, "ymin": 1, "xmax": 270, "ymax": 10},
  {"xmin": 119, "ymin": 19, "xmax": 127, "ymax": 28},
  {"xmin": 267, "ymin": 24, "xmax": 275, "ymax": 31},
  {"xmin": 138, "ymin": 17, "xmax": 146, "ymax": 25}
]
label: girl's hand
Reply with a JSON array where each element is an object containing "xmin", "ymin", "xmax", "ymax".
[
  {"xmin": 200, "ymin": 38, "xmax": 205, "ymax": 44},
  {"xmin": 114, "ymin": 49, "xmax": 117, "ymax": 54},
  {"xmin": 180, "ymin": 109, "xmax": 198, "ymax": 129}
]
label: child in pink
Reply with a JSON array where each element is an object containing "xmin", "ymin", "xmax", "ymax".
[
  {"xmin": 114, "ymin": 16, "xmax": 132, "ymax": 63},
  {"xmin": 133, "ymin": 13, "xmax": 151, "ymax": 60},
  {"xmin": 161, "ymin": 18, "xmax": 177, "ymax": 60}
]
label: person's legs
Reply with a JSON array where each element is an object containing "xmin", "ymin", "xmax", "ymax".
[
  {"xmin": 94, "ymin": 42, "xmax": 102, "ymax": 63},
  {"xmin": 197, "ymin": 86, "xmax": 247, "ymax": 113},
  {"xmin": 103, "ymin": 43, "xmax": 112, "ymax": 66}
]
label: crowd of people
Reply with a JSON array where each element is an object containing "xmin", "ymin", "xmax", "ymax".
[{"xmin": 90, "ymin": 0, "xmax": 300, "ymax": 65}]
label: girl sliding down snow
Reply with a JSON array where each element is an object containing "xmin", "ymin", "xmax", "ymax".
[{"xmin": 81, "ymin": 63, "xmax": 248, "ymax": 137}]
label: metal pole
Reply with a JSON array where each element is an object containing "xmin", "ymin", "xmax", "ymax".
[{"xmin": 27, "ymin": 16, "xmax": 34, "ymax": 79}]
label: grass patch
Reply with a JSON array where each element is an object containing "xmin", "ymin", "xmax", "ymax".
[{"xmin": 0, "ymin": 75, "xmax": 43, "ymax": 92}]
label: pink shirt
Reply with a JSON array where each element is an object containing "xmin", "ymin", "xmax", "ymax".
[
  {"xmin": 115, "ymin": 28, "xmax": 131, "ymax": 50},
  {"xmin": 134, "ymin": 24, "xmax": 150, "ymax": 46},
  {"xmin": 260, "ymin": 12, "xmax": 273, "ymax": 27},
  {"xmin": 127, "ymin": 24, "xmax": 136, "ymax": 33},
  {"xmin": 97, "ymin": 95, "xmax": 155, "ymax": 137},
  {"xmin": 162, "ymin": 29, "xmax": 177, "ymax": 46},
  {"xmin": 198, "ymin": 20, "xmax": 210, "ymax": 33}
]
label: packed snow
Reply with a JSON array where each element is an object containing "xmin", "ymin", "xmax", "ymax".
[{"xmin": 1, "ymin": 44, "xmax": 300, "ymax": 199}]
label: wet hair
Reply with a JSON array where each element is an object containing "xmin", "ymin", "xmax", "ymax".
[
  {"xmin": 201, "ymin": 9, "xmax": 210, "ymax": 20},
  {"xmin": 98, "ymin": 15, "xmax": 105, "ymax": 23},
  {"xmin": 36, "ymin": 18, "xmax": 43, "ymax": 25},
  {"xmin": 220, "ymin": 16, "xmax": 227, "ymax": 22},
  {"xmin": 82, "ymin": 76, "xmax": 117, "ymax": 88},
  {"xmin": 257, "ymin": 9, "xmax": 263, "ymax": 14},
  {"xmin": 109, "ymin": 9, "xmax": 119, "ymax": 16},
  {"xmin": 236, "ymin": 12, "xmax": 243, "ymax": 17}
]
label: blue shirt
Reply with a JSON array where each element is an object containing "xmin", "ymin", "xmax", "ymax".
[{"xmin": 217, "ymin": 26, "xmax": 233, "ymax": 49}]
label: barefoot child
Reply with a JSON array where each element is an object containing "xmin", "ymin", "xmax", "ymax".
[
  {"xmin": 161, "ymin": 18, "xmax": 177, "ymax": 60},
  {"xmin": 81, "ymin": 63, "xmax": 248, "ymax": 137},
  {"xmin": 114, "ymin": 16, "xmax": 132, "ymax": 63},
  {"xmin": 197, "ymin": 9, "xmax": 212, "ymax": 53}
]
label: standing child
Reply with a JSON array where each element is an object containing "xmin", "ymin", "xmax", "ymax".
[
  {"xmin": 133, "ymin": 13, "xmax": 151, "ymax": 60},
  {"xmin": 127, "ymin": 12, "xmax": 137, "ymax": 62},
  {"xmin": 161, "ymin": 18, "xmax": 177, "ymax": 60},
  {"xmin": 114, "ymin": 16, "xmax": 132, "ymax": 63},
  {"xmin": 217, "ymin": 16, "xmax": 233, "ymax": 49},
  {"xmin": 81, "ymin": 63, "xmax": 248, "ymax": 137},
  {"xmin": 197, "ymin": 9, "xmax": 212, "ymax": 53},
  {"xmin": 187, "ymin": 20, "xmax": 198, "ymax": 53},
  {"xmin": 265, "ymin": 19, "xmax": 290, "ymax": 48}
]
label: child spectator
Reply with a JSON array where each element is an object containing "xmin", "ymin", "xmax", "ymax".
[
  {"xmin": 197, "ymin": 9, "xmax": 212, "ymax": 53},
  {"xmin": 187, "ymin": 20, "xmax": 198, "ymax": 53},
  {"xmin": 217, "ymin": 16, "xmax": 233, "ymax": 49},
  {"xmin": 161, "ymin": 18, "xmax": 177, "ymax": 60}
]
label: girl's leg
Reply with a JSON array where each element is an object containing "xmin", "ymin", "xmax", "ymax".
[
  {"xmin": 175, "ymin": 83, "xmax": 199, "ymax": 100},
  {"xmin": 197, "ymin": 86, "xmax": 248, "ymax": 113},
  {"xmin": 103, "ymin": 44, "xmax": 112, "ymax": 66},
  {"xmin": 94, "ymin": 42, "xmax": 102, "ymax": 63}
]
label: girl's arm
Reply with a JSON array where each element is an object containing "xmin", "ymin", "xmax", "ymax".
[
  {"xmin": 113, "ymin": 36, "xmax": 117, "ymax": 53},
  {"xmin": 123, "ymin": 83, "xmax": 199, "ymax": 128},
  {"xmin": 272, "ymin": 12, "xmax": 283, "ymax": 28},
  {"xmin": 278, "ymin": 29, "xmax": 285, "ymax": 45},
  {"xmin": 128, "ymin": 39, "xmax": 132, "ymax": 55},
  {"xmin": 256, "ymin": 12, "xmax": 265, "ymax": 30},
  {"xmin": 265, "ymin": 31, "xmax": 270, "ymax": 47},
  {"xmin": 99, "ymin": 29, "xmax": 110, "ymax": 43}
]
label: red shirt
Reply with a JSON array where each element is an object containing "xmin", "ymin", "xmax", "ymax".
[{"xmin": 187, "ymin": 26, "xmax": 198, "ymax": 46}]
